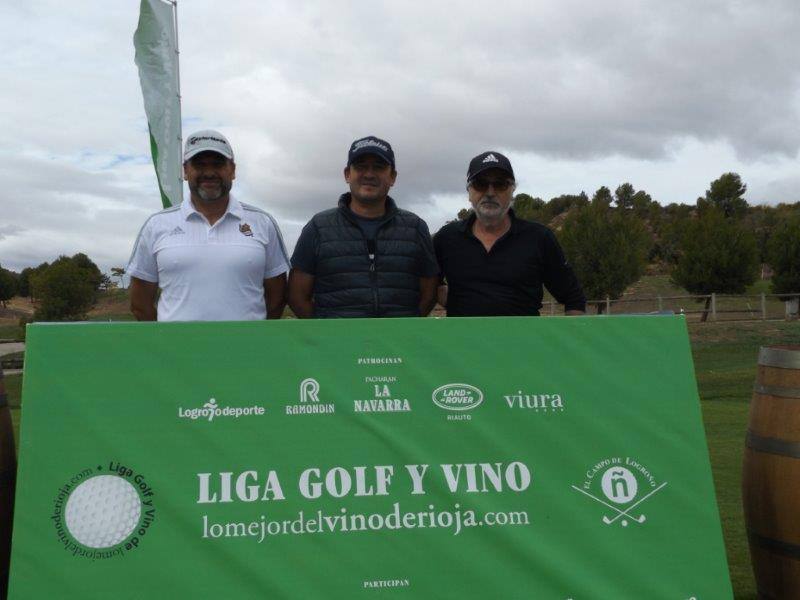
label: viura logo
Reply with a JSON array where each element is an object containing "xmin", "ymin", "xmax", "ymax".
[
  {"xmin": 504, "ymin": 391, "xmax": 564, "ymax": 412},
  {"xmin": 572, "ymin": 457, "xmax": 668, "ymax": 527},
  {"xmin": 432, "ymin": 383, "xmax": 483, "ymax": 421}
]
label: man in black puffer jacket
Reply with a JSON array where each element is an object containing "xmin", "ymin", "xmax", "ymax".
[{"xmin": 288, "ymin": 136, "xmax": 439, "ymax": 318}]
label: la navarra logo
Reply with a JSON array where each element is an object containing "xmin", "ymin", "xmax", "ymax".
[{"xmin": 572, "ymin": 457, "xmax": 667, "ymax": 527}]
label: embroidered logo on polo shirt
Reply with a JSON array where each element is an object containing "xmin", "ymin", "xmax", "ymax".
[
  {"xmin": 482, "ymin": 153, "xmax": 499, "ymax": 163},
  {"xmin": 239, "ymin": 223, "xmax": 253, "ymax": 237},
  {"xmin": 168, "ymin": 226, "xmax": 185, "ymax": 236}
]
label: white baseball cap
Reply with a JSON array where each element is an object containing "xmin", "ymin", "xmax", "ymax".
[{"xmin": 183, "ymin": 129, "xmax": 234, "ymax": 162}]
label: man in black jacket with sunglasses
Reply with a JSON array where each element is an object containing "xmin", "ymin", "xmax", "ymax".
[{"xmin": 433, "ymin": 151, "xmax": 585, "ymax": 317}]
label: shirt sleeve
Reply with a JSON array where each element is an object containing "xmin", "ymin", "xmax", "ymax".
[
  {"xmin": 416, "ymin": 220, "xmax": 440, "ymax": 278},
  {"xmin": 262, "ymin": 214, "xmax": 291, "ymax": 279},
  {"xmin": 126, "ymin": 219, "xmax": 159, "ymax": 283},
  {"xmin": 541, "ymin": 229, "xmax": 586, "ymax": 312},
  {"xmin": 290, "ymin": 221, "xmax": 320, "ymax": 275}
]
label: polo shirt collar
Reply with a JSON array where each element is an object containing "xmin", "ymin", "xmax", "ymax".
[{"xmin": 180, "ymin": 194, "xmax": 243, "ymax": 222}]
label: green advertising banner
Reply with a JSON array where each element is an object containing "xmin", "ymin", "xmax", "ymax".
[{"xmin": 10, "ymin": 317, "xmax": 732, "ymax": 598}]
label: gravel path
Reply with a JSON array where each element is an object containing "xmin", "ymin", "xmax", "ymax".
[{"xmin": 0, "ymin": 343, "xmax": 24, "ymax": 357}]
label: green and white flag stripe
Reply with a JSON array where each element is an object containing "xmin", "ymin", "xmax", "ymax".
[{"xmin": 134, "ymin": 0, "xmax": 182, "ymax": 208}]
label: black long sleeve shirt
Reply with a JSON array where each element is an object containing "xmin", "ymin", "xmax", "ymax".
[{"xmin": 433, "ymin": 210, "xmax": 586, "ymax": 316}]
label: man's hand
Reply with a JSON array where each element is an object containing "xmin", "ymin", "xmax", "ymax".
[
  {"xmin": 288, "ymin": 269, "xmax": 315, "ymax": 318},
  {"xmin": 129, "ymin": 277, "xmax": 158, "ymax": 321},
  {"xmin": 265, "ymin": 273, "xmax": 287, "ymax": 319},
  {"xmin": 419, "ymin": 276, "xmax": 439, "ymax": 317}
]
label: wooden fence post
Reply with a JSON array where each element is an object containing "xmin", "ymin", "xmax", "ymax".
[
  {"xmin": 657, "ymin": 295, "xmax": 663, "ymax": 312},
  {"xmin": 606, "ymin": 296, "xmax": 611, "ymax": 314},
  {"xmin": 761, "ymin": 293, "xmax": 766, "ymax": 320},
  {"xmin": 711, "ymin": 293, "xmax": 717, "ymax": 321}
]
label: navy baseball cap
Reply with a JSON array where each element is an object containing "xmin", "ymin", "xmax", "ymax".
[
  {"xmin": 347, "ymin": 136, "xmax": 395, "ymax": 169},
  {"xmin": 467, "ymin": 151, "xmax": 514, "ymax": 182}
]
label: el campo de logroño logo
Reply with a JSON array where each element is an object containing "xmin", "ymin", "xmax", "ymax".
[{"xmin": 572, "ymin": 457, "xmax": 668, "ymax": 527}]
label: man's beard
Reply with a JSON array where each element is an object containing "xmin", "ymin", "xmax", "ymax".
[
  {"xmin": 193, "ymin": 179, "xmax": 231, "ymax": 202},
  {"xmin": 475, "ymin": 197, "xmax": 508, "ymax": 223}
]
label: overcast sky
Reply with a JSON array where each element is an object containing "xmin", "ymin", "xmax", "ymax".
[{"xmin": 1, "ymin": 0, "xmax": 799, "ymax": 274}]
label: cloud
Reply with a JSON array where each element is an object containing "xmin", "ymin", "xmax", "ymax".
[{"xmin": 0, "ymin": 0, "xmax": 798, "ymax": 273}]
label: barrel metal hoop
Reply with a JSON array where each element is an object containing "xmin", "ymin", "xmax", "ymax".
[
  {"xmin": 753, "ymin": 383, "xmax": 800, "ymax": 399},
  {"xmin": 746, "ymin": 430, "xmax": 800, "ymax": 458},
  {"xmin": 747, "ymin": 529, "xmax": 800, "ymax": 560},
  {"xmin": 759, "ymin": 347, "xmax": 800, "ymax": 370}
]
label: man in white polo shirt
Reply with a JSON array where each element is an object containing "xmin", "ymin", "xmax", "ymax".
[{"xmin": 127, "ymin": 130, "xmax": 290, "ymax": 321}]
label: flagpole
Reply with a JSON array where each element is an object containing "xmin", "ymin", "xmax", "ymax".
[{"xmin": 170, "ymin": 0, "xmax": 183, "ymax": 198}]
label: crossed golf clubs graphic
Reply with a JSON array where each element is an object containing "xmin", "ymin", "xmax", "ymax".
[{"xmin": 571, "ymin": 482, "xmax": 668, "ymax": 527}]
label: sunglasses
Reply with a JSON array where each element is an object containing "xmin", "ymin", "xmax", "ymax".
[{"xmin": 470, "ymin": 178, "xmax": 513, "ymax": 192}]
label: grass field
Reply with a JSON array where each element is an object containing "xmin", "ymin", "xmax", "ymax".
[{"xmin": 2, "ymin": 318, "xmax": 799, "ymax": 596}]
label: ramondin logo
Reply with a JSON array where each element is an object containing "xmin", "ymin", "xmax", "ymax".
[
  {"xmin": 52, "ymin": 461, "xmax": 156, "ymax": 559},
  {"xmin": 572, "ymin": 457, "xmax": 668, "ymax": 527},
  {"xmin": 432, "ymin": 384, "xmax": 484, "ymax": 419},
  {"xmin": 300, "ymin": 378, "xmax": 320, "ymax": 403},
  {"xmin": 177, "ymin": 397, "xmax": 266, "ymax": 422},
  {"xmin": 286, "ymin": 378, "xmax": 335, "ymax": 415}
]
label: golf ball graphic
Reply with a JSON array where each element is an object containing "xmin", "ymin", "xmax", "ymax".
[{"xmin": 64, "ymin": 475, "xmax": 141, "ymax": 548}]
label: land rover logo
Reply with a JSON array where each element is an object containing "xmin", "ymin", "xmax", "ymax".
[{"xmin": 431, "ymin": 383, "xmax": 484, "ymax": 411}]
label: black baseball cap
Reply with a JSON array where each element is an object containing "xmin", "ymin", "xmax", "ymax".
[
  {"xmin": 467, "ymin": 151, "xmax": 515, "ymax": 183},
  {"xmin": 347, "ymin": 136, "xmax": 395, "ymax": 169}
]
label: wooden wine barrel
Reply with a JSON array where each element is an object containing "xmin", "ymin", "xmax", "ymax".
[{"xmin": 742, "ymin": 345, "xmax": 800, "ymax": 600}]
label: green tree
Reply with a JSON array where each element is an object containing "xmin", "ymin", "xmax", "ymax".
[
  {"xmin": 25, "ymin": 262, "xmax": 51, "ymax": 302},
  {"xmin": 513, "ymin": 194, "xmax": 546, "ymax": 222},
  {"xmin": 697, "ymin": 172, "xmax": 748, "ymax": 219},
  {"xmin": 546, "ymin": 192, "xmax": 589, "ymax": 217},
  {"xmin": 18, "ymin": 267, "xmax": 34, "ymax": 298},
  {"xmin": 671, "ymin": 209, "xmax": 759, "ymax": 320},
  {"xmin": 32, "ymin": 259, "xmax": 96, "ymax": 321},
  {"xmin": 631, "ymin": 190, "xmax": 653, "ymax": 216},
  {"xmin": 29, "ymin": 253, "xmax": 105, "ymax": 321},
  {"xmin": 70, "ymin": 253, "xmax": 104, "ymax": 298},
  {"xmin": 591, "ymin": 186, "xmax": 613, "ymax": 208},
  {"xmin": 560, "ymin": 203, "xmax": 651, "ymax": 313},
  {"xmin": 614, "ymin": 183, "xmax": 635, "ymax": 209},
  {"xmin": 767, "ymin": 214, "xmax": 800, "ymax": 295},
  {"xmin": 0, "ymin": 267, "xmax": 16, "ymax": 307}
]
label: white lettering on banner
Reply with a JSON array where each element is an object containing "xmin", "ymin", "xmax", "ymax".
[
  {"xmin": 353, "ymin": 399, "xmax": 411, "ymax": 413},
  {"xmin": 404, "ymin": 465, "xmax": 429, "ymax": 495},
  {"xmin": 363, "ymin": 579, "xmax": 410, "ymax": 589},
  {"xmin": 195, "ymin": 461, "xmax": 530, "ymax": 504},
  {"xmin": 197, "ymin": 471, "xmax": 285, "ymax": 504},
  {"xmin": 299, "ymin": 466, "xmax": 394, "ymax": 499},
  {"xmin": 177, "ymin": 398, "xmax": 266, "ymax": 422},
  {"xmin": 199, "ymin": 502, "xmax": 531, "ymax": 543},
  {"xmin": 503, "ymin": 392, "xmax": 564, "ymax": 412},
  {"xmin": 357, "ymin": 357, "xmax": 403, "ymax": 365},
  {"xmin": 440, "ymin": 462, "xmax": 531, "ymax": 493}
]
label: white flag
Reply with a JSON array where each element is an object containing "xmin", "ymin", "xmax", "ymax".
[{"xmin": 134, "ymin": 0, "xmax": 182, "ymax": 208}]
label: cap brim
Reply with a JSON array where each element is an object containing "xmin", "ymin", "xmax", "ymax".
[
  {"xmin": 183, "ymin": 147, "xmax": 234, "ymax": 162},
  {"xmin": 468, "ymin": 164, "xmax": 514, "ymax": 182},
  {"xmin": 348, "ymin": 149, "xmax": 392, "ymax": 166}
]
